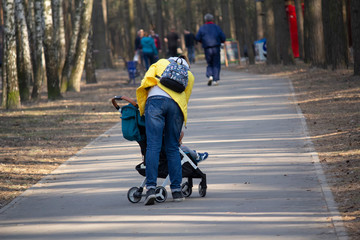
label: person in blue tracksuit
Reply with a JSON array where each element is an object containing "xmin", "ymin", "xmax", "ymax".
[{"xmin": 196, "ymin": 13, "xmax": 226, "ymax": 86}]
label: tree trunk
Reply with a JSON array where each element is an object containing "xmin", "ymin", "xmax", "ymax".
[
  {"xmin": 15, "ymin": 0, "xmax": 33, "ymax": 101},
  {"xmin": 3, "ymin": 0, "xmax": 21, "ymax": 109},
  {"xmin": 343, "ymin": 0, "xmax": 351, "ymax": 57},
  {"xmin": 49, "ymin": 0, "xmax": 59, "ymax": 74},
  {"xmin": 25, "ymin": 0, "xmax": 37, "ymax": 78},
  {"xmin": 1, "ymin": 2, "xmax": 8, "ymax": 108},
  {"xmin": 328, "ymin": 0, "xmax": 349, "ymax": 69},
  {"xmin": 121, "ymin": 0, "xmax": 133, "ymax": 61},
  {"xmin": 303, "ymin": 0, "xmax": 310, "ymax": 63},
  {"xmin": 201, "ymin": 0, "xmax": 216, "ymax": 19},
  {"xmin": 135, "ymin": 0, "xmax": 144, "ymax": 30},
  {"xmin": 185, "ymin": 0, "xmax": 194, "ymax": 32},
  {"xmin": 304, "ymin": 0, "xmax": 326, "ymax": 68},
  {"xmin": 42, "ymin": 0, "xmax": 62, "ymax": 99},
  {"xmin": 351, "ymin": 0, "xmax": 360, "ymax": 75},
  {"xmin": 220, "ymin": 0, "xmax": 231, "ymax": 38},
  {"xmin": 264, "ymin": 0, "xmax": 280, "ymax": 64},
  {"xmin": 136, "ymin": 0, "xmax": 150, "ymax": 31},
  {"xmin": 228, "ymin": 0, "xmax": 237, "ymax": 40},
  {"xmin": 233, "ymin": 0, "xmax": 246, "ymax": 57},
  {"xmin": 294, "ymin": 0, "xmax": 304, "ymax": 59},
  {"xmin": 85, "ymin": 26, "xmax": 97, "ymax": 84},
  {"xmin": 156, "ymin": 0, "xmax": 165, "ymax": 57},
  {"xmin": 163, "ymin": 0, "xmax": 170, "ymax": 41},
  {"xmin": 92, "ymin": 0, "xmax": 112, "ymax": 68},
  {"xmin": 256, "ymin": 0, "xmax": 264, "ymax": 40},
  {"xmin": 63, "ymin": 0, "xmax": 73, "ymax": 51},
  {"xmin": 1, "ymin": 44, "xmax": 7, "ymax": 108},
  {"xmin": 248, "ymin": 0, "xmax": 258, "ymax": 54},
  {"xmin": 52, "ymin": 0, "xmax": 66, "ymax": 79},
  {"xmin": 241, "ymin": 0, "xmax": 255, "ymax": 64},
  {"xmin": 129, "ymin": 0, "xmax": 135, "ymax": 55},
  {"xmin": 68, "ymin": 0, "xmax": 94, "ymax": 92},
  {"xmin": 31, "ymin": 0, "xmax": 46, "ymax": 100},
  {"xmin": 274, "ymin": 0, "xmax": 294, "ymax": 65},
  {"xmin": 60, "ymin": 0, "xmax": 82, "ymax": 93},
  {"xmin": 322, "ymin": 0, "xmax": 332, "ymax": 66},
  {"xmin": 117, "ymin": 1, "xmax": 126, "ymax": 60},
  {"xmin": 194, "ymin": 1, "xmax": 202, "ymax": 29}
]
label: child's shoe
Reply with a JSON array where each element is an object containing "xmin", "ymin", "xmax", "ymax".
[{"xmin": 197, "ymin": 152, "xmax": 209, "ymax": 163}]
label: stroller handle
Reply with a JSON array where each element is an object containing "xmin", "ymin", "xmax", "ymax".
[{"xmin": 111, "ymin": 96, "xmax": 138, "ymax": 110}]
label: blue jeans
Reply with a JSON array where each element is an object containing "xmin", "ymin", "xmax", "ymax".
[
  {"xmin": 145, "ymin": 96, "xmax": 184, "ymax": 192},
  {"xmin": 204, "ymin": 46, "xmax": 221, "ymax": 81},
  {"xmin": 143, "ymin": 52, "xmax": 155, "ymax": 71},
  {"xmin": 187, "ymin": 46, "xmax": 195, "ymax": 64}
]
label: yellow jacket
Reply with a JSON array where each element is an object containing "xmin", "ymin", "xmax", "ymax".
[{"xmin": 136, "ymin": 59, "xmax": 194, "ymax": 125}]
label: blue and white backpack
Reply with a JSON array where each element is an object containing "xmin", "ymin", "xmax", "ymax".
[{"xmin": 160, "ymin": 58, "xmax": 189, "ymax": 93}]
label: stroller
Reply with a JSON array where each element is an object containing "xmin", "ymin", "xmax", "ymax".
[{"xmin": 112, "ymin": 96, "xmax": 207, "ymax": 203}]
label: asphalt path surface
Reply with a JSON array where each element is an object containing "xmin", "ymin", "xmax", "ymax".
[{"xmin": 0, "ymin": 63, "xmax": 348, "ymax": 239}]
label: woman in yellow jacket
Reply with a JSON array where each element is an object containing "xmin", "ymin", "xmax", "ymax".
[{"xmin": 136, "ymin": 56, "xmax": 194, "ymax": 205}]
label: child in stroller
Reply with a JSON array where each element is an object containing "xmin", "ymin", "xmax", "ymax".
[
  {"xmin": 179, "ymin": 131, "xmax": 209, "ymax": 164},
  {"xmin": 112, "ymin": 96, "xmax": 208, "ymax": 204}
]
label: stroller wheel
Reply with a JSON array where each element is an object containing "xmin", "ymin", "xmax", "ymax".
[
  {"xmin": 199, "ymin": 184, "xmax": 207, "ymax": 197},
  {"xmin": 127, "ymin": 187, "xmax": 142, "ymax": 203},
  {"xmin": 155, "ymin": 186, "xmax": 167, "ymax": 203},
  {"xmin": 181, "ymin": 182, "xmax": 192, "ymax": 197}
]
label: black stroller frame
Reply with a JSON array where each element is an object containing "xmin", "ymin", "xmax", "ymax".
[{"xmin": 112, "ymin": 96, "xmax": 207, "ymax": 203}]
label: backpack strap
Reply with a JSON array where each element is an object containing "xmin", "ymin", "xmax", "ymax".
[{"xmin": 175, "ymin": 57, "xmax": 184, "ymax": 65}]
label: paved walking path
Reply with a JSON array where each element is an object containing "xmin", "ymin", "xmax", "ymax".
[{"xmin": 0, "ymin": 63, "xmax": 348, "ymax": 239}]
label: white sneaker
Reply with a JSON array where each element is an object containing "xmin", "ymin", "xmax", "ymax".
[
  {"xmin": 213, "ymin": 81, "xmax": 219, "ymax": 86},
  {"xmin": 207, "ymin": 76, "xmax": 213, "ymax": 86}
]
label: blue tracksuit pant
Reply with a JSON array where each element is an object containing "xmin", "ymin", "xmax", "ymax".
[{"xmin": 204, "ymin": 46, "xmax": 221, "ymax": 81}]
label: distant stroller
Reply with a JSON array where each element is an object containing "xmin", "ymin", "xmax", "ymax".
[{"xmin": 112, "ymin": 96, "xmax": 207, "ymax": 203}]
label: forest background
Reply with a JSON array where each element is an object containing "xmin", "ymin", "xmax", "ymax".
[{"xmin": 0, "ymin": 0, "xmax": 359, "ymax": 239}]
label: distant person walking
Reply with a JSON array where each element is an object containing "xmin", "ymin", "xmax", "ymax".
[
  {"xmin": 134, "ymin": 29, "xmax": 144, "ymax": 65},
  {"xmin": 141, "ymin": 31, "xmax": 158, "ymax": 70},
  {"xmin": 196, "ymin": 13, "xmax": 226, "ymax": 86},
  {"xmin": 164, "ymin": 28, "xmax": 180, "ymax": 57},
  {"xmin": 184, "ymin": 29, "xmax": 196, "ymax": 64},
  {"xmin": 150, "ymin": 30, "xmax": 161, "ymax": 61},
  {"xmin": 150, "ymin": 30, "xmax": 161, "ymax": 51}
]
